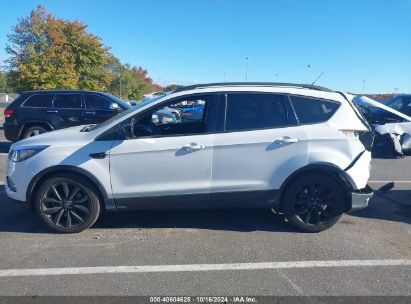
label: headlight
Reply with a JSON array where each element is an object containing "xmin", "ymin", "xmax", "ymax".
[{"xmin": 8, "ymin": 146, "xmax": 49, "ymax": 162}]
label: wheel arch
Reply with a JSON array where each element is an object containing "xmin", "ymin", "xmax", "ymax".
[
  {"xmin": 19, "ymin": 121, "xmax": 54, "ymax": 139},
  {"xmin": 26, "ymin": 165, "xmax": 113, "ymax": 211},
  {"xmin": 278, "ymin": 163, "xmax": 354, "ymax": 212}
]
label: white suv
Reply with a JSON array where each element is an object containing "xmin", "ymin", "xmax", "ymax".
[{"xmin": 5, "ymin": 83, "xmax": 374, "ymax": 233}]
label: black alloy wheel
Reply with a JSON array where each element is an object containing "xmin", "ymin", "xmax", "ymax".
[
  {"xmin": 282, "ymin": 173, "xmax": 345, "ymax": 232},
  {"xmin": 34, "ymin": 174, "xmax": 101, "ymax": 233}
]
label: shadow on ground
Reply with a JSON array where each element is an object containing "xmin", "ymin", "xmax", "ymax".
[
  {"xmin": 2, "ymin": 187, "xmax": 410, "ymax": 234},
  {"xmin": 0, "ymin": 185, "xmax": 295, "ymax": 234},
  {"xmin": 0, "ymin": 141, "xmax": 11, "ymax": 154},
  {"xmin": 349, "ymin": 190, "xmax": 411, "ymax": 225}
]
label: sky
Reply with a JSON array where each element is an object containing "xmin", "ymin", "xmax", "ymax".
[{"xmin": 0, "ymin": 0, "xmax": 410, "ymax": 93}]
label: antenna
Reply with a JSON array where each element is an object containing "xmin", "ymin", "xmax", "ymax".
[{"xmin": 311, "ymin": 72, "xmax": 324, "ymax": 85}]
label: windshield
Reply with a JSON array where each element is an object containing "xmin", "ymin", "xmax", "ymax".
[{"xmin": 87, "ymin": 94, "xmax": 166, "ymax": 131}]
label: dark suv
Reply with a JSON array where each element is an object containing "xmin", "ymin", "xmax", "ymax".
[{"xmin": 3, "ymin": 90, "xmax": 130, "ymax": 141}]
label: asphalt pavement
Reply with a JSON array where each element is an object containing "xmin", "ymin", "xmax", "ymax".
[{"xmin": 0, "ymin": 128, "xmax": 410, "ymax": 296}]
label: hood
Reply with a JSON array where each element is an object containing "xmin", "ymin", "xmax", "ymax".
[
  {"xmin": 351, "ymin": 95, "xmax": 411, "ymax": 122},
  {"xmin": 11, "ymin": 125, "xmax": 96, "ymax": 150}
]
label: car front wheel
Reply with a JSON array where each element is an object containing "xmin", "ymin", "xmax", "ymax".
[
  {"xmin": 281, "ymin": 173, "xmax": 345, "ymax": 233},
  {"xmin": 34, "ymin": 173, "xmax": 101, "ymax": 233}
]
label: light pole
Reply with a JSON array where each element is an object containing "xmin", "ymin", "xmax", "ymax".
[
  {"xmin": 223, "ymin": 72, "xmax": 227, "ymax": 83},
  {"xmin": 119, "ymin": 74, "xmax": 122, "ymax": 99},
  {"xmin": 306, "ymin": 64, "xmax": 311, "ymax": 84},
  {"xmin": 394, "ymin": 87, "xmax": 399, "ymax": 95},
  {"xmin": 362, "ymin": 80, "xmax": 366, "ymax": 94},
  {"xmin": 245, "ymin": 57, "xmax": 249, "ymax": 82}
]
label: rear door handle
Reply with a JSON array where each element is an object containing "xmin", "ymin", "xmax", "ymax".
[
  {"xmin": 182, "ymin": 143, "xmax": 205, "ymax": 151},
  {"xmin": 89, "ymin": 152, "xmax": 107, "ymax": 159},
  {"xmin": 46, "ymin": 110, "xmax": 58, "ymax": 113},
  {"xmin": 275, "ymin": 136, "xmax": 299, "ymax": 144},
  {"xmin": 84, "ymin": 111, "xmax": 96, "ymax": 115}
]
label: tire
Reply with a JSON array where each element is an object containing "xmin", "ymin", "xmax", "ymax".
[
  {"xmin": 281, "ymin": 173, "xmax": 345, "ymax": 233},
  {"xmin": 34, "ymin": 173, "xmax": 101, "ymax": 233},
  {"xmin": 23, "ymin": 126, "xmax": 48, "ymax": 139}
]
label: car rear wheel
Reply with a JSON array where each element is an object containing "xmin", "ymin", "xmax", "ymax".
[
  {"xmin": 34, "ymin": 174, "xmax": 101, "ymax": 233},
  {"xmin": 281, "ymin": 173, "xmax": 345, "ymax": 232},
  {"xmin": 23, "ymin": 126, "xmax": 48, "ymax": 138}
]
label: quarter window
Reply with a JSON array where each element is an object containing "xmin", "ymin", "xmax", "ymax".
[
  {"xmin": 290, "ymin": 96, "xmax": 339, "ymax": 124},
  {"xmin": 53, "ymin": 94, "xmax": 82, "ymax": 109},
  {"xmin": 23, "ymin": 94, "xmax": 52, "ymax": 108},
  {"xmin": 225, "ymin": 93, "xmax": 289, "ymax": 131}
]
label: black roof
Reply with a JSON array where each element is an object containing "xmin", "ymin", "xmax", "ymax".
[{"xmin": 174, "ymin": 82, "xmax": 334, "ymax": 93}]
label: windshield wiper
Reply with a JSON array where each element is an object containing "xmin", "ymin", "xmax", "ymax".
[{"xmin": 80, "ymin": 124, "xmax": 97, "ymax": 132}]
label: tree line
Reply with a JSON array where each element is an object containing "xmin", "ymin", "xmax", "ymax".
[{"xmin": 1, "ymin": 5, "xmax": 180, "ymax": 101}]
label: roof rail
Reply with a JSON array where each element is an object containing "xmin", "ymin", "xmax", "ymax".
[{"xmin": 174, "ymin": 82, "xmax": 334, "ymax": 93}]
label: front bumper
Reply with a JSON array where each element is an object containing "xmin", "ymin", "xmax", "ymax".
[{"xmin": 348, "ymin": 185, "xmax": 373, "ymax": 212}]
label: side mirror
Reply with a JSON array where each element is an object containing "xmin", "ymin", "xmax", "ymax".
[
  {"xmin": 110, "ymin": 102, "xmax": 120, "ymax": 111},
  {"xmin": 152, "ymin": 114, "xmax": 160, "ymax": 124},
  {"xmin": 130, "ymin": 101, "xmax": 137, "ymax": 106}
]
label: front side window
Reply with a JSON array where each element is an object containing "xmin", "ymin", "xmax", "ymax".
[
  {"xmin": 122, "ymin": 94, "xmax": 216, "ymax": 138},
  {"xmin": 290, "ymin": 96, "xmax": 339, "ymax": 124},
  {"xmin": 225, "ymin": 93, "xmax": 289, "ymax": 131},
  {"xmin": 23, "ymin": 94, "xmax": 52, "ymax": 108},
  {"xmin": 53, "ymin": 94, "xmax": 82, "ymax": 109},
  {"xmin": 85, "ymin": 94, "xmax": 113, "ymax": 110}
]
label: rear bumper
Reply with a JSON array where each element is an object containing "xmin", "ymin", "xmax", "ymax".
[
  {"xmin": 3, "ymin": 122, "xmax": 20, "ymax": 142},
  {"xmin": 348, "ymin": 185, "xmax": 373, "ymax": 212}
]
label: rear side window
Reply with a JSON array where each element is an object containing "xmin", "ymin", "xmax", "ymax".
[
  {"xmin": 225, "ymin": 93, "xmax": 289, "ymax": 131},
  {"xmin": 23, "ymin": 94, "xmax": 52, "ymax": 108},
  {"xmin": 53, "ymin": 94, "xmax": 82, "ymax": 109},
  {"xmin": 85, "ymin": 94, "xmax": 112, "ymax": 110},
  {"xmin": 290, "ymin": 96, "xmax": 339, "ymax": 124}
]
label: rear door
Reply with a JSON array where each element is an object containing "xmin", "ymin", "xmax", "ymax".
[
  {"xmin": 210, "ymin": 92, "xmax": 308, "ymax": 208},
  {"xmin": 51, "ymin": 93, "xmax": 84, "ymax": 128},
  {"xmin": 84, "ymin": 94, "xmax": 120, "ymax": 124},
  {"xmin": 20, "ymin": 93, "xmax": 53, "ymax": 124}
]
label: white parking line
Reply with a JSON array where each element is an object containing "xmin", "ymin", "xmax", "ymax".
[
  {"xmin": 0, "ymin": 259, "xmax": 409, "ymax": 278},
  {"xmin": 369, "ymin": 181, "xmax": 411, "ymax": 183}
]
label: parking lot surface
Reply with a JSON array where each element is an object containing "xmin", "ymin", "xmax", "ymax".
[{"xmin": 0, "ymin": 128, "xmax": 410, "ymax": 296}]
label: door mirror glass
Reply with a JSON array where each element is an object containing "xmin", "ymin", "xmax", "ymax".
[
  {"xmin": 110, "ymin": 102, "xmax": 120, "ymax": 111},
  {"xmin": 151, "ymin": 114, "xmax": 160, "ymax": 124}
]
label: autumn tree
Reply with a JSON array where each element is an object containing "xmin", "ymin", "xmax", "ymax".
[
  {"xmin": 164, "ymin": 84, "xmax": 182, "ymax": 92},
  {"xmin": 6, "ymin": 5, "xmax": 112, "ymax": 91}
]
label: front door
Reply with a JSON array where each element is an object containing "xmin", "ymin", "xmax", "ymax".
[{"xmin": 109, "ymin": 94, "xmax": 220, "ymax": 210}]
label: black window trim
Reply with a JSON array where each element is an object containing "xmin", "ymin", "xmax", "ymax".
[
  {"xmin": 96, "ymin": 92, "xmax": 222, "ymax": 141},
  {"xmin": 20, "ymin": 93, "xmax": 54, "ymax": 109},
  {"xmin": 52, "ymin": 92, "xmax": 84, "ymax": 110}
]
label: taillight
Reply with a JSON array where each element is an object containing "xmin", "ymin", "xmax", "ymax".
[{"xmin": 4, "ymin": 108, "xmax": 14, "ymax": 118}]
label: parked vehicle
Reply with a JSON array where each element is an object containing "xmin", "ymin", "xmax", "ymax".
[
  {"xmin": 350, "ymin": 94, "xmax": 411, "ymax": 154},
  {"xmin": 384, "ymin": 95, "xmax": 411, "ymax": 116},
  {"xmin": 6, "ymin": 82, "xmax": 374, "ymax": 233},
  {"xmin": 3, "ymin": 90, "xmax": 130, "ymax": 141}
]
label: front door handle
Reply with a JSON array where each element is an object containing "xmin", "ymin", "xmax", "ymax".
[
  {"xmin": 275, "ymin": 136, "xmax": 299, "ymax": 144},
  {"xmin": 182, "ymin": 143, "xmax": 205, "ymax": 151},
  {"xmin": 84, "ymin": 111, "xmax": 96, "ymax": 115},
  {"xmin": 46, "ymin": 110, "xmax": 58, "ymax": 113}
]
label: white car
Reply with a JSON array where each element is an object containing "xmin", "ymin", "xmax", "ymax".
[
  {"xmin": 350, "ymin": 94, "xmax": 411, "ymax": 153},
  {"xmin": 6, "ymin": 83, "xmax": 373, "ymax": 233}
]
